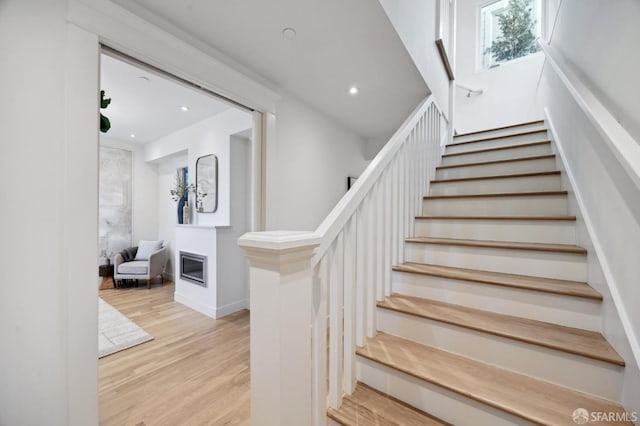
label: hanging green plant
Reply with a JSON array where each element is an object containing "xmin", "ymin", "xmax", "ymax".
[{"xmin": 100, "ymin": 90, "xmax": 112, "ymax": 133}]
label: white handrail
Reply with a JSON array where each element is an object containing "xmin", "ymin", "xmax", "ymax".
[
  {"xmin": 538, "ymin": 39, "xmax": 640, "ymax": 191},
  {"xmin": 239, "ymin": 94, "xmax": 447, "ymax": 426},
  {"xmin": 456, "ymin": 83, "xmax": 483, "ymax": 97},
  {"xmin": 311, "ymin": 96, "xmax": 441, "ymax": 267},
  {"xmin": 308, "ymin": 95, "xmax": 447, "ymax": 423}
]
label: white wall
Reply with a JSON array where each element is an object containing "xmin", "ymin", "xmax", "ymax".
[
  {"xmin": 454, "ymin": 0, "xmax": 544, "ymax": 133},
  {"xmin": 100, "ymin": 137, "xmax": 159, "ymax": 249},
  {"xmin": 537, "ymin": 1, "xmax": 640, "ymax": 412},
  {"xmin": 172, "ymin": 137, "xmax": 251, "ymax": 319},
  {"xmin": 378, "ymin": 0, "xmax": 450, "ymax": 115},
  {"xmin": 216, "ymin": 136, "xmax": 251, "ymax": 314},
  {"xmin": 0, "ymin": 0, "xmax": 367, "ymax": 423},
  {"xmin": 265, "ymin": 95, "xmax": 369, "ymax": 231},
  {"xmin": 548, "ymin": 0, "xmax": 640, "ymax": 145},
  {"xmin": 155, "ymin": 152, "xmax": 188, "ymax": 278},
  {"xmin": 540, "ymin": 75, "xmax": 640, "ymax": 412},
  {"xmin": 0, "ymin": 1, "xmax": 98, "ymax": 425},
  {"xmin": 146, "ymin": 109, "xmax": 253, "ymax": 227}
]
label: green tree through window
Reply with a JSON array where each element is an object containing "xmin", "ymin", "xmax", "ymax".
[{"xmin": 488, "ymin": 0, "xmax": 538, "ymax": 63}]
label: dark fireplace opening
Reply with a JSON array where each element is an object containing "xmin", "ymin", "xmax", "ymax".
[{"xmin": 180, "ymin": 251, "xmax": 207, "ymax": 287}]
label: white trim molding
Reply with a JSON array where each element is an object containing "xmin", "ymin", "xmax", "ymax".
[
  {"xmin": 538, "ymin": 39, "xmax": 640, "ymax": 191},
  {"xmin": 67, "ymin": 0, "xmax": 281, "ymax": 113}
]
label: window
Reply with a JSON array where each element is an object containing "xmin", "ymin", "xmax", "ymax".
[{"xmin": 479, "ymin": 0, "xmax": 542, "ymax": 69}]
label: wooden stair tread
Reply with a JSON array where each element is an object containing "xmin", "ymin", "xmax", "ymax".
[
  {"xmin": 357, "ymin": 333, "xmax": 630, "ymax": 425},
  {"xmin": 405, "ymin": 237, "xmax": 587, "ymax": 254},
  {"xmin": 327, "ymin": 382, "xmax": 449, "ymax": 426},
  {"xmin": 449, "ymin": 128, "xmax": 548, "ymax": 146},
  {"xmin": 393, "ymin": 262, "xmax": 601, "ymax": 300},
  {"xmin": 454, "ymin": 120, "xmax": 545, "ymax": 138},
  {"xmin": 424, "ymin": 190, "xmax": 568, "ymax": 200},
  {"xmin": 431, "ymin": 170, "xmax": 560, "ymax": 183},
  {"xmin": 377, "ymin": 295, "xmax": 623, "ymax": 365},
  {"xmin": 436, "ymin": 154, "xmax": 555, "ymax": 170},
  {"xmin": 442, "ymin": 141, "xmax": 550, "ymax": 158},
  {"xmin": 415, "ymin": 215, "xmax": 576, "ymax": 221}
]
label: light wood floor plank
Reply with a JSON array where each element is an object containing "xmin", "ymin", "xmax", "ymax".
[{"xmin": 99, "ymin": 282, "xmax": 250, "ymax": 425}]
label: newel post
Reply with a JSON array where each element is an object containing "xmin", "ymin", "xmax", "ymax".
[{"xmin": 238, "ymin": 231, "xmax": 321, "ymax": 426}]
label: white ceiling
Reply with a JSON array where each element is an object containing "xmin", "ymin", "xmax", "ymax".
[
  {"xmin": 111, "ymin": 0, "xmax": 428, "ymax": 140},
  {"xmin": 100, "ymin": 54, "xmax": 231, "ymax": 144}
]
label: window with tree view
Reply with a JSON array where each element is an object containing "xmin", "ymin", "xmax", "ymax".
[{"xmin": 479, "ymin": 0, "xmax": 541, "ymax": 69}]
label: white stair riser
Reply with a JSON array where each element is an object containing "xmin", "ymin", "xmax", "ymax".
[
  {"xmin": 376, "ymin": 309, "xmax": 622, "ymax": 401},
  {"xmin": 415, "ymin": 218, "xmax": 576, "ymax": 244},
  {"xmin": 446, "ymin": 131, "xmax": 548, "ymax": 155},
  {"xmin": 441, "ymin": 143, "xmax": 551, "ymax": 166},
  {"xmin": 392, "ymin": 272, "xmax": 601, "ymax": 331},
  {"xmin": 357, "ymin": 357, "xmax": 534, "ymax": 426},
  {"xmin": 436, "ymin": 157, "xmax": 556, "ymax": 180},
  {"xmin": 430, "ymin": 174, "xmax": 561, "ymax": 196},
  {"xmin": 454, "ymin": 123, "xmax": 546, "ymax": 143},
  {"xmin": 405, "ymin": 243, "xmax": 587, "ymax": 281},
  {"xmin": 422, "ymin": 195, "xmax": 568, "ymax": 216}
]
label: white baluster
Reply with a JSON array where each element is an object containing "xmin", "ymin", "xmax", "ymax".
[
  {"xmin": 343, "ymin": 216, "xmax": 356, "ymax": 394},
  {"xmin": 312, "ymin": 256, "xmax": 328, "ymax": 426},
  {"xmin": 391, "ymin": 156, "xmax": 399, "ymax": 267},
  {"xmin": 423, "ymin": 110, "xmax": 428, "ymax": 196},
  {"xmin": 404, "ymin": 140, "xmax": 411, "ymax": 241},
  {"xmin": 383, "ymin": 169, "xmax": 392, "ymax": 297},
  {"xmin": 409, "ymin": 128, "xmax": 416, "ymax": 237},
  {"xmin": 329, "ymin": 234, "xmax": 344, "ymax": 409},
  {"xmin": 375, "ymin": 181, "xmax": 384, "ymax": 301},
  {"xmin": 355, "ymin": 206, "xmax": 365, "ymax": 347},
  {"xmin": 398, "ymin": 146, "xmax": 406, "ymax": 264},
  {"xmin": 365, "ymin": 192, "xmax": 376, "ymax": 337}
]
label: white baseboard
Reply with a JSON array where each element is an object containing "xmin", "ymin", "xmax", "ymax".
[
  {"xmin": 215, "ymin": 299, "xmax": 249, "ymax": 318},
  {"xmin": 174, "ymin": 292, "xmax": 249, "ymax": 319},
  {"xmin": 174, "ymin": 292, "xmax": 217, "ymax": 319}
]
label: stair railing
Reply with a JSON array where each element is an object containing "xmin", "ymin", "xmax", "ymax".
[{"xmin": 239, "ymin": 95, "xmax": 448, "ymax": 426}]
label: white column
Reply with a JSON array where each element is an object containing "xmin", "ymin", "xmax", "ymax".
[{"xmin": 238, "ymin": 231, "xmax": 321, "ymax": 426}]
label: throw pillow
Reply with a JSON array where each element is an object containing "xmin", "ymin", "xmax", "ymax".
[
  {"xmin": 135, "ymin": 240, "xmax": 163, "ymax": 261},
  {"xmin": 121, "ymin": 246, "xmax": 138, "ymax": 262}
]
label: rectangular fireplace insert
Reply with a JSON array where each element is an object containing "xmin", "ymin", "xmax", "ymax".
[{"xmin": 179, "ymin": 251, "xmax": 207, "ymax": 287}]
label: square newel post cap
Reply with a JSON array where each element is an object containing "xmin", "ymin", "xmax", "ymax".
[{"xmin": 238, "ymin": 231, "xmax": 321, "ymax": 269}]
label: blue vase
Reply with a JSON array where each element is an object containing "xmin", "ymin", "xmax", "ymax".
[{"xmin": 177, "ymin": 196, "xmax": 186, "ymax": 224}]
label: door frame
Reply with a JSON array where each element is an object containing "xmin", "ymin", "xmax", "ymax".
[{"xmin": 65, "ymin": 1, "xmax": 278, "ymax": 422}]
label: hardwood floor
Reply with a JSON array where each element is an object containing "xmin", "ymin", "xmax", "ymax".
[{"xmin": 99, "ymin": 282, "xmax": 250, "ymax": 425}]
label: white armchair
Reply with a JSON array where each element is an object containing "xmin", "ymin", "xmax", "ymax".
[{"xmin": 114, "ymin": 245, "xmax": 168, "ymax": 289}]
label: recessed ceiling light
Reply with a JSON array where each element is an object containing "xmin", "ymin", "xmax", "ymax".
[
  {"xmin": 282, "ymin": 27, "xmax": 297, "ymax": 39},
  {"xmin": 139, "ymin": 76, "xmax": 150, "ymax": 82},
  {"xmin": 129, "ymin": 133, "xmax": 136, "ymax": 139},
  {"xmin": 180, "ymin": 105, "xmax": 190, "ymax": 112},
  {"xmin": 349, "ymin": 86, "xmax": 359, "ymax": 95}
]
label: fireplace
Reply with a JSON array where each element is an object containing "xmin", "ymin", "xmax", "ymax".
[{"xmin": 180, "ymin": 251, "xmax": 207, "ymax": 287}]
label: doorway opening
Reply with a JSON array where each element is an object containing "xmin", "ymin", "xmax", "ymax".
[{"xmin": 97, "ymin": 48, "xmax": 256, "ymax": 423}]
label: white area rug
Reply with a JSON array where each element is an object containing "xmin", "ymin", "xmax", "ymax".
[{"xmin": 99, "ymin": 298, "xmax": 153, "ymax": 358}]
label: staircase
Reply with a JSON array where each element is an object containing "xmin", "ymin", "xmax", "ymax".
[{"xmin": 327, "ymin": 120, "xmax": 632, "ymax": 425}]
